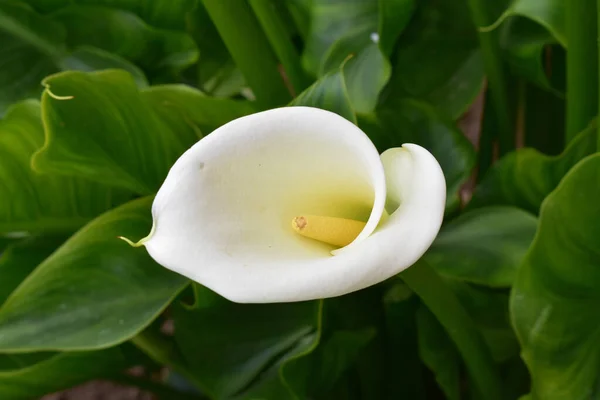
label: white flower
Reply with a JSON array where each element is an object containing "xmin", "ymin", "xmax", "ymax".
[{"xmin": 132, "ymin": 107, "xmax": 445, "ymax": 303}]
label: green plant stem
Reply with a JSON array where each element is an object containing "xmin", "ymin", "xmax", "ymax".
[
  {"xmin": 567, "ymin": 0, "xmax": 598, "ymax": 142},
  {"xmin": 248, "ymin": 0, "xmax": 310, "ymax": 96},
  {"xmin": 202, "ymin": 0, "xmax": 292, "ymax": 108},
  {"xmin": 399, "ymin": 262, "xmax": 503, "ymax": 400},
  {"xmin": 131, "ymin": 329, "xmax": 207, "ymax": 395},
  {"xmin": 467, "ymin": 0, "xmax": 514, "ymax": 155},
  {"xmin": 597, "ymin": 0, "xmax": 600, "ymax": 151}
]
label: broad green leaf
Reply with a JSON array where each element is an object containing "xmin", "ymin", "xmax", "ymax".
[
  {"xmin": 417, "ymin": 305, "xmax": 460, "ymax": 400},
  {"xmin": 142, "ymin": 84, "xmax": 258, "ymax": 136},
  {"xmin": 487, "ymin": 0, "xmax": 565, "ymax": 92},
  {"xmin": 291, "ymin": 67, "xmax": 356, "ymax": 124},
  {"xmin": 511, "ymin": 154, "xmax": 600, "ymax": 399},
  {"xmin": 386, "ymin": 0, "xmax": 484, "ymax": 118},
  {"xmin": 173, "ymin": 285, "xmax": 320, "ymax": 399},
  {"xmin": 0, "ymin": 1, "xmax": 65, "ymax": 56},
  {"xmin": 492, "ymin": 0, "xmax": 565, "ymax": 47},
  {"xmin": 360, "ymin": 99, "xmax": 476, "ymax": 212},
  {"xmin": 0, "ymin": 236, "xmax": 65, "ymax": 305},
  {"xmin": 302, "ymin": 0, "xmax": 378, "ymax": 75},
  {"xmin": 33, "ymin": 70, "xmax": 256, "ymax": 194},
  {"xmin": 378, "ymin": 0, "xmax": 416, "ymax": 56},
  {"xmin": 322, "ymin": 39, "xmax": 391, "ymax": 114},
  {"xmin": 26, "ymin": 0, "xmax": 197, "ymax": 30},
  {"xmin": 311, "ymin": 0, "xmax": 410, "ymax": 114},
  {"xmin": 0, "ymin": 348, "xmax": 129, "ymax": 399},
  {"xmin": 0, "ymin": 1, "xmax": 64, "ymax": 113},
  {"xmin": 425, "ymin": 207, "xmax": 538, "ymax": 287},
  {"xmin": 51, "ymin": 5, "xmax": 198, "ymax": 77},
  {"xmin": 0, "ymin": 1, "xmax": 148, "ymax": 113},
  {"xmin": 58, "ymin": 46, "xmax": 148, "ymax": 88},
  {"xmin": 469, "ymin": 122, "xmax": 596, "ymax": 213},
  {"xmin": 0, "ymin": 100, "xmax": 128, "ymax": 233},
  {"xmin": 0, "ymin": 197, "xmax": 188, "ymax": 352}
]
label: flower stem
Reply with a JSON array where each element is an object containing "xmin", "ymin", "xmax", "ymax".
[
  {"xmin": 131, "ymin": 329, "xmax": 207, "ymax": 395},
  {"xmin": 399, "ymin": 261, "xmax": 503, "ymax": 400},
  {"xmin": 467, "ymin": 0, "xmax": 514, "ymax": 155},
  {"xmin": 567, "ymin": 0, "xmax": 598, "ymax": 143},
  {"xmin": 248, "ymin": 0, "xmax": 310, "ymax": 96},
  {"xmin": 202, "ymin": 0, "xmax": 292, "ymax": 108}
]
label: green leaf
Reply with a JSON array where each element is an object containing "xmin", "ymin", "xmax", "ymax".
[
  {"xmin": 486, "ymin": 0, "xmax": 565, "ymax": 92},
  {"xmin": 26, "ymin": 0, "xmax": 197, "ymax": 30},
  {"xmin": 291, "ymin": 67, "xmax": 356, "ymax": 124},
  {"xmin": 173, "ymin": 286, "xmax": 320, "ymax": 399},
  {"xmin": 417, "ymin": 305, "xmax": 461, "ymax": 400},
  {"xmin": 311, "ymin": 0, "xmax": 412, "ymax": 114},
  {"xmin": 33, "ymin": 70, "xmax": 256, "ymax": 194},
  {"xmin": 378, "ymin": 0, "xmax": 416, "ymax": 56},
  {"xmin": 302, "ymin": 0, "xmax": 378, "ymax": 75},
  {"xmin": 493, "ymin": 0, "xmax": 565, "ymax": 47},
  {"xmin": 0, "ymin": 236, "xmax": 65, "ymax": 305},
  {"xmin": 0, "ymin": 1, "xmax": 63, "ymax": 113},
  {"xmin": 0, "ymin": 100, "xmax": 128, "ymax": 233},
  {"xmin": 322, "ymin": 39, "xmax": 391, "ymax": 114},
  {"xmin": 0, "ymin": 1, "xmax": 149, "ymax": 114},
  {"xmin": 50, "ymin": 5, "xmax": 198, "ymax": 77},
  {"xmin": 142, "ymin": 84, "xmax": 258, "ymax": 136},
  {"xmin": 0, "ymin": 347, "xmax": 129, "ymax": 399},
  {"xmin": 424, "ymin": 207, "xmax": 538, "ymax": 287},
  {"xmin": 469, "ymin": 122, "xmax": 596, "ymax": 213},
  {"xmin": 0, "ymin": 1, "xmax": 65, "ymax": 57},
  {"xmin": 0, "ymin": 197, "xmax": 188, "ymax": 352},
  {"xmin": 360, "ymin": 99, "xmax": 476, "ymax": 212},
  {"xmin": 58, "ymin": 46, "xmax": 148, "ymax": 88},
  {"xmin": 511, "ymin": 154, "xmax": 600, "ymax": 399},
  {"xmin": 386, "ymin": 0, "xmax": 484, "ymax": 118}
]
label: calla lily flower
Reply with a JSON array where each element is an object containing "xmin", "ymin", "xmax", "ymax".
[{"xmin": 128, "ymin": 107, "xmax": 446, "ymax": 303}]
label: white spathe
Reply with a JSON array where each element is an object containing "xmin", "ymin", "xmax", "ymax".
[{"xmin": 143, "ymin": 107, "xmax": 446, "ymax": 303}]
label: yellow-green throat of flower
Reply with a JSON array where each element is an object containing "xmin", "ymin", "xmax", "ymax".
[{"xmin": 291, "ymin": 215, "xmax": 366, "ymax": 247}]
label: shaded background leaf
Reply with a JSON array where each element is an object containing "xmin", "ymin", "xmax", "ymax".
[
  {"xmin": 425, "ymin": 207, "xmax": 538, "ymax": 287},
  {"xmin": 385, "ymin": 0, "xmax": 484, "ymax": 119},
  {"xmin": 469, "ymin": 123, "xmax": 596, "ymax": 213},
  {"xmin": 173, "ymin": 287, "xmax": 320, "ymax": 399}
]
